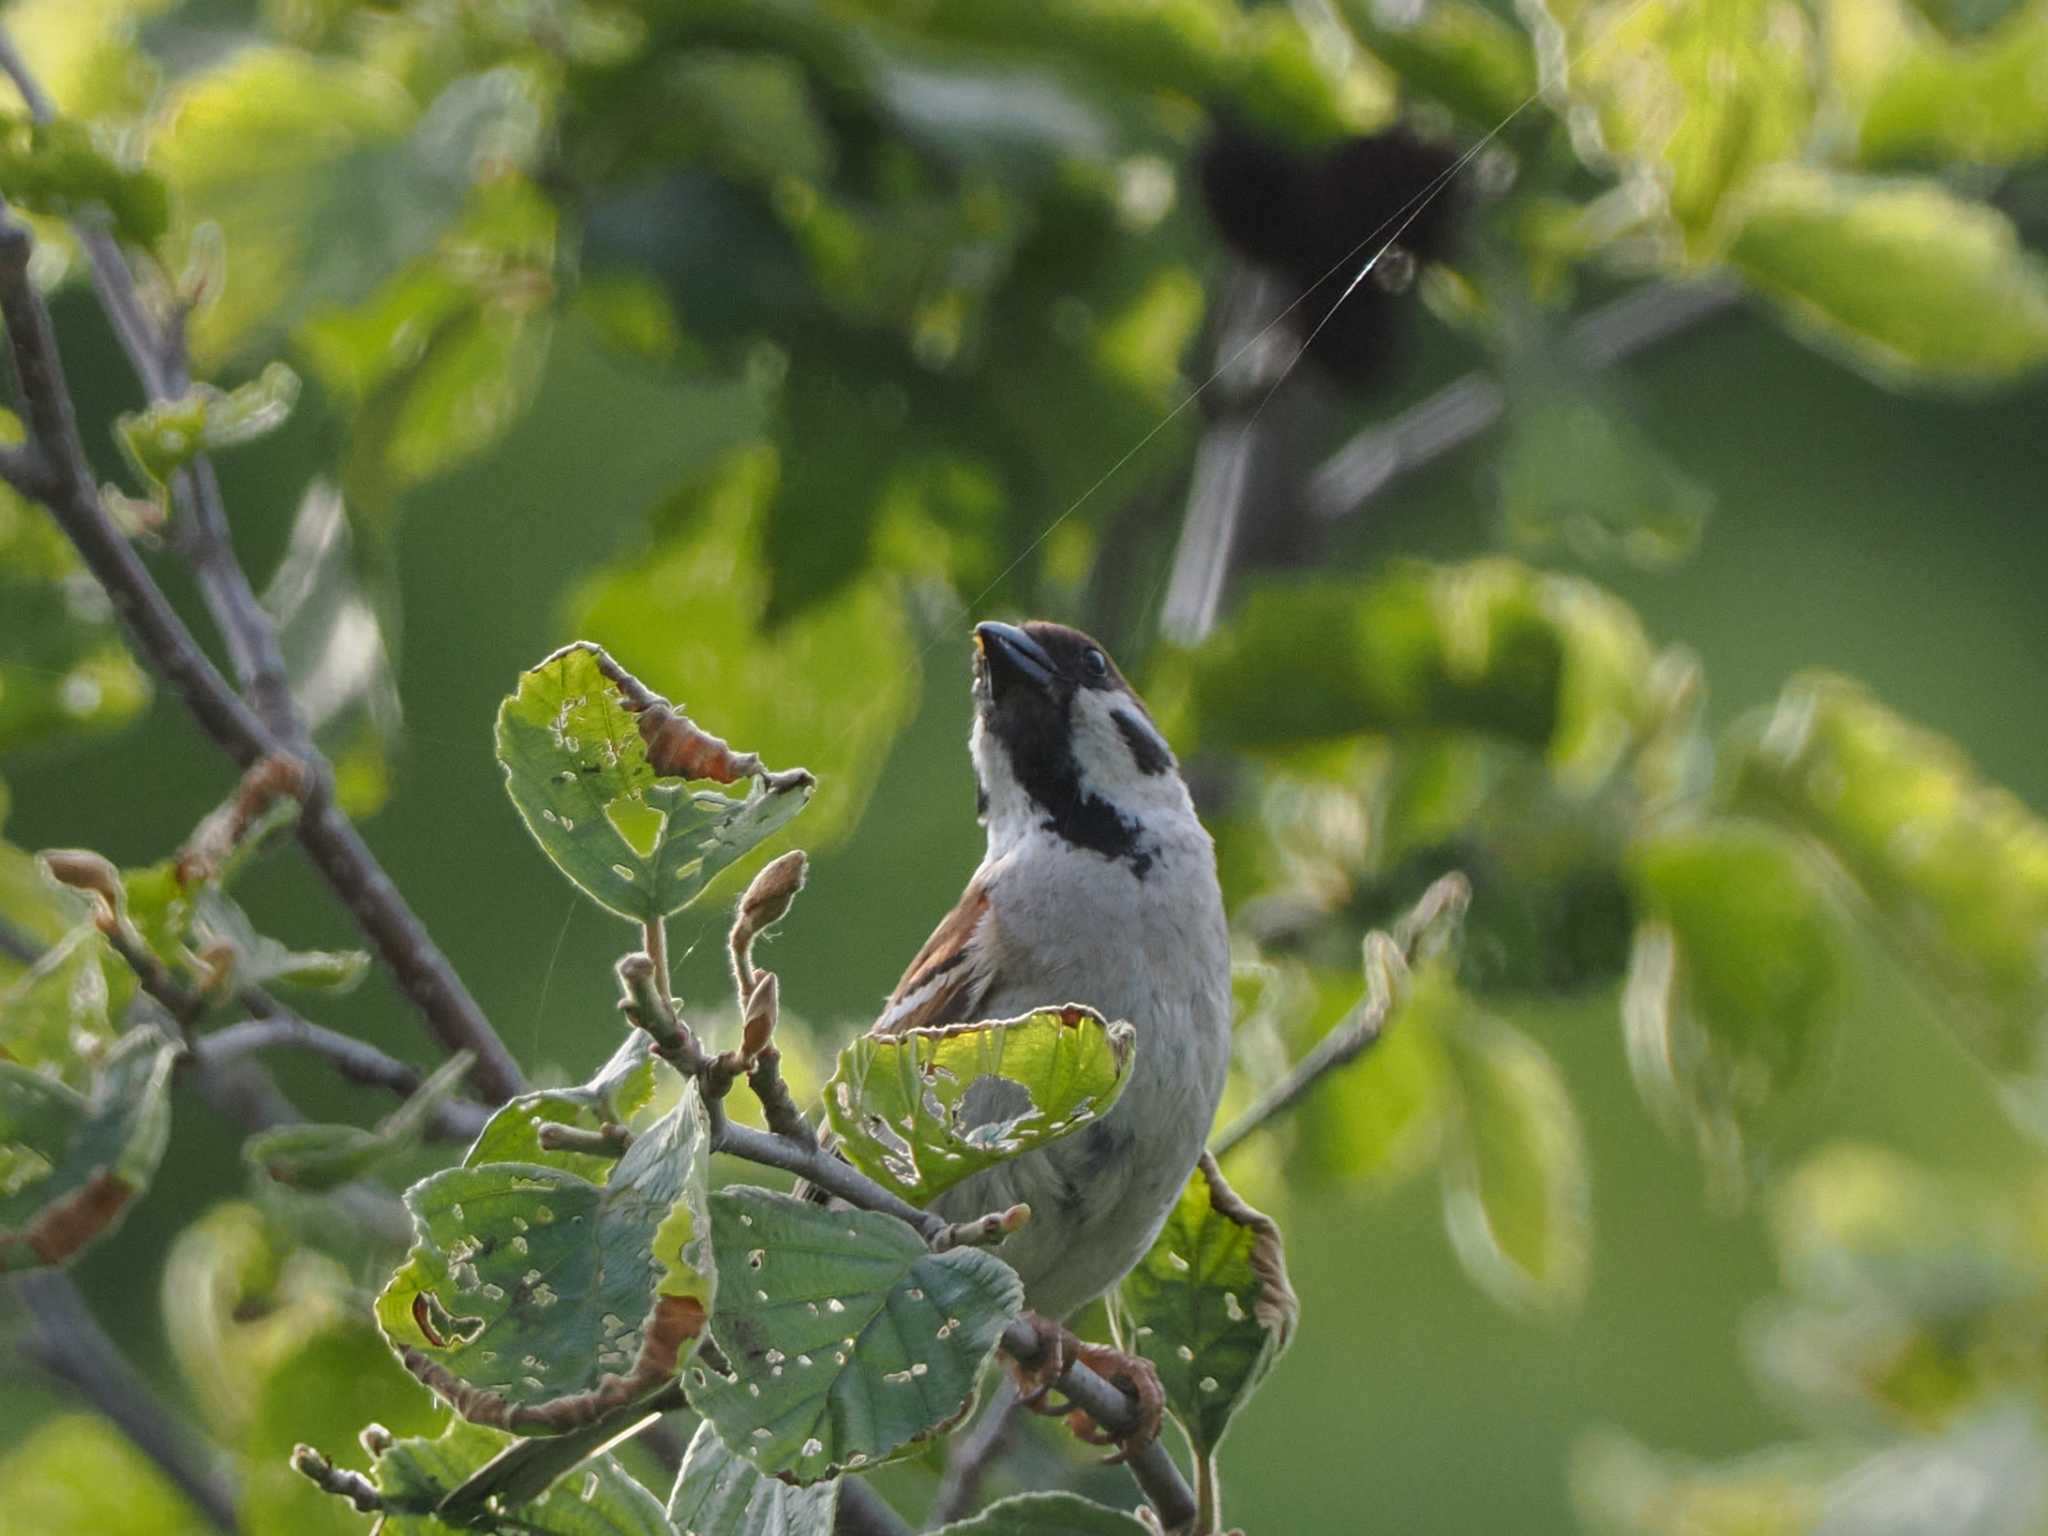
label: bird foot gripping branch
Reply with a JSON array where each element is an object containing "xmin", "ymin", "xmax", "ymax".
[{"xmin": 1006, "ymin": 1312, "xmax": 1168, "ymax": 1464}]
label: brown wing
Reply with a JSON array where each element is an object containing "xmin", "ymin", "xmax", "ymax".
[{"xmin": 872, "ymin": 875, "xmax": 997, "ymax": 1036}]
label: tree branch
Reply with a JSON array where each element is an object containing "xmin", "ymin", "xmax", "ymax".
[
  {"xmin": 1211, "ymin": 872, "xmax": 1471, "ymax": 1160},
  {"xmin": 1303, "ymin": 279, "xmax": 1739, "ymax": 524},
  {"xmin": 13, "ymin": 1270, "xmax": 241, "ymax": 1533},
  {"xmin": 0, "ymin": 182, "xmax": 526, "ymax": 1102},
  {"xmin": 198, "ymin": 1013, "xmax": 493, "ymax": 1143}
]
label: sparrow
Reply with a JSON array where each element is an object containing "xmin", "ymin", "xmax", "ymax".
[{"xmin": 872, "ymin": 620, "xmax": 1233, "ymax": 1448}]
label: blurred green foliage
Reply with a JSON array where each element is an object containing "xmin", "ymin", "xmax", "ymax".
[{"xmin": 1, "ymin": 0, "xmax": 2047, "ymax": 1531}]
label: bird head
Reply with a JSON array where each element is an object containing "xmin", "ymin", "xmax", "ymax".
[{"xmin": 969, "ymin": 621, "xmax": 1187, "ymax": 865}]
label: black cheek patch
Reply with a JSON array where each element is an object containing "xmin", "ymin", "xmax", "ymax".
[{"xmin": 1112, "ymin": 709, "xmax": 1172, "ymax": 776}]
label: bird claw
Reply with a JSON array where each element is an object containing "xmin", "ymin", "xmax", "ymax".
[
  {"xmin": 1005, "ymin": 1314, "xmax": 1164, "ymax": 1465},
  {"xmin": 1064, "ymin": 1342, "xmax": 1164, "ymax": 1464},
  {"xmin": 1002, "ymin": 1311, "xmax": 1071, "ymax": 1411}
]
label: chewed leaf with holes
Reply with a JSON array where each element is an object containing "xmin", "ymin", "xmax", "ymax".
[
  {"xmin": 933, "ymin": 1491, "xmax": 1151, "ymax": 1534},
  {"xmin": 0, "ymin": 1026, "xmax": 176, "ymax": 1272},
  {"xmin": 823, "ymin": 1006, "xmax": 1135, "ymax": 1205},
  {"xmin": 305, "ymin": 1420, "xmax": 671, "ymax": 1535},
  {"xmin": 375, "ymin": 1086, "xmax": 714, "ymax": 1433},
  {"xmin": 667, "ymin": 1418, "xmax": 839, "ymax": 1536},
  {"xmin": 1108, "ymin": 1154, "xmax": 1296, "ymax": 1458},
  {"xmin": 466, "ymin": 1033, "xmax": 663, "ymax": 1183},
  {"xmin": 496, "ymin": 642, "xmax": 814, "ymax": 923},
  {"xmin": 689, "ymin": 1186, "xmax": 1021, "ymax": 1483}
]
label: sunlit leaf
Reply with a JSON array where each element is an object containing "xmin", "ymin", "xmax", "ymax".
[
  {"xmin": 1178, "ymin": 562, "xmax": 1657, "ymax": 792},
  {"xmin": 566, "ymin": 448, "xmax": 915, "ymax": 847},
  {"xmin": 376, "ymin": 1088, "xmax": 714, "ymax": 1432},
  {"xmin": 1110, "ymin": 1154, "xmax": 1296, "ymax": 1457},
  {"xmin": 1729, "ymin": 168, "xmax": 2048, "ymax": 386},
  {"xmin": 0, "ymin": 924, "xmax": 112, "ymax": 1086},
  {"xmin": 1623, "ymin": 819, "xmax": 1850, "ymax": 1194},
  {"xmin": 1573, "ymin": 1430, "xmax": 1841, "ymax": 1536},
  {"xmin": 0, "ymin": 113, "xmax": 167, "ymax": 249},
  {"xmin": 0, "ymin": 1414, "xmax": 214, "ymax": 1536},
  {"xmin": 932, "ymin": 1491, "xmax": 1151, "ymax": 1534},
  {"xmin": 1438, "ymin": 1010, "xmax": 1590, "ymax": 1314},
  {"xmin": 115, "ymin": 362, "xmax": 300, "ymax": 496},
  {"xmin": 688, "ymin": 1185, "xmax": 1022, "ymax": 1483},
  {"xmin": 1833, "ymin": 0, "xmax": 2048, "ymax": 165},
  {"xmin": 496, "ymin": 641, "xmax": 814, "ymax": 924},
  {"xmin": 666, "ymin": 1417, "xmax": 840, "ymax": 1536},
  {"xmin": 1334, "ymin": 0, "xmax": 1538, "ymax": 127},
  {"xmin": 1536, "ymin": 0, "xmax": 1812, "ymax": 256},
  {"xmin": 1723, "ymin": 674, "xmax": 2048, "ymax": 1124},
  {"xmin": 823, "ymin": 1005, "xmax": 1135, "ymax": 1206},
  {"xmin": 0, "ymin": 1025, "xmax": 175, "ymax": 1271}
]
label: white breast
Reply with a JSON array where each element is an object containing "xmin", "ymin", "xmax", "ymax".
[{"xmin": 931, "ymin": 818, "xmax": 1232, "ymax": 1319}]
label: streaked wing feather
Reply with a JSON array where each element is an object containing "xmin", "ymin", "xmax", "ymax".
[{"xmin": 873, "ymin": 877, "xmax": 996, "ymax": 1036}]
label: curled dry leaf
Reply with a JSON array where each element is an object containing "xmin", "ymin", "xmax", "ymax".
[{"xmin": 175, "ymin": 754, "xmax": 307, "ymax": 888}]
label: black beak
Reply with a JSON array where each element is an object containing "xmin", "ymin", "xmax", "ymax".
[{"xmin": 975, "ymin": 622, "xmax": 1056, "ymax": 696}]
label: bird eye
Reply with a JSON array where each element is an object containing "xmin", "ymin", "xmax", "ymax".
[{"xmin": 1083, "ymin": 648, "xmax": 1108, "ymax": 679}]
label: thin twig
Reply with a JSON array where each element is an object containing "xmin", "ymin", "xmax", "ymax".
[
  {"xmin": 13, "ymin": 1270, "xmax": 241, "ymax": 1533},
  {"xmin": 1303, "ymin": 279, "xmax": 1739, "ymax": 523},
  {"xmin": 198, "ymin": 1013, "xmax": 492, "ymax": 1143},
  {"xmin": 1211, "ymin": 872, "xmax": 1471, "ymax": 1159}
]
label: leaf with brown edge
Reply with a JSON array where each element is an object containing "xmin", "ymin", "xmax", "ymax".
[
  {"xmin": 1109, "ymin": 1154, "xmax": 1297, "ymax": 1458},
  {"xmin": 376, "ymin": 1084, "xmax": 714, "ymax": 1434},
  {"xmin": 0, "ymin": 1025, "xmax": 176, "ymax": 1272},
  {"xmin": 496, "ymin": 642, "xmax": 814, "ymax": 924}
]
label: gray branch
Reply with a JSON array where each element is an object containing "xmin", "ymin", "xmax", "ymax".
[
  {"xmin": 13, "ymin": 1270, "xmax": 241, "ymax": 1533},
  {"xmin": 1304, "ymin": 278, "xmax": 1740, "ymax": 523},
  {"xmin": 198, "ymin": 1011, "xmax": 493, "ymax": 1143}
]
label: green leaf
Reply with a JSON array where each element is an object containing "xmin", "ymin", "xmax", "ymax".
[
  {"xmin": 1728, "ymin": 168, "xmax": 2048, "ymax": 386},
  {"xmin": 376, "ymin": 1088, "xmax": 715, "ymax": 1432},
  {"xmin": 1438, "ymin": 1010, "xmax": 1590, "ymax": 1314},
  {"xmin": 1334, "ymin": 0, "xmax": 1538, "ymax": 127},
  {"xmin": 689, "ymin": 1185, "xmax": 1022, "ymax": 1483},
  {"xmin": 1499, "ymin": 382, "xmax": 1711, "ymax": 571},
  {"xmin": 1537, "ymin": 0, "xmax": 1812, "ymax": 256},
  {"xmin": 465, "ymin": 1032, "xmax": 663, "ymax": 1183},
  {"xmin": 667, "ymin": 1417, "xmax": 840, "ymax": 1535},
  {"xmin": 0, "ymin": 113, "xmax": 168, "ymax": 248},
  {"xmin": 299, "ymin": 1421, "xmax": 672, "ymax": 1536},
  {"xmin": 1623, "ymin": 820, "xmax": 1850, "ymax": 1192},
  {"xmin": 245, "ymin": 1052, "xmax": 476, "ymax": 1191},
  {"xmin": 115, "ymin": 362, "xmax": 300, "ymax": 496},
  {"xmin": 1177, "ymin": 562, "xmax": 1657, "ymax": 791},
  {"xmin": 823, "ymin": 1004, "xmax": 1135, "ymax": 1206},
  {"xmin": 564, "ymin": 447, "xmax": 916, "ymax": 848},
  {"xmin": 496, "ymin": 642, "xmax": 814, "ymax": 924},
  {"xmin": 189, "ymin": 889, "xmax": 368, "ymax": 997},
  {"xmin": 0, "ymin": 924, "xmax": 113, "ymax": 1087},
  {"xmin": 1573, "ymin": 1430, "xmax": 1841, "ymax": 1536},
  {"xmin": 1837, "ymin": 0, "xmax": 2048, "ymax": 165},
  {"xmin": 933, "ymin": 1491, "xmax": 1151, "ymax": 1534},
  {"xmin": 1109, "ymin": 1154, "xmax": 1297, "ymax": 1458},
  {"xmin": 1722, "ymin": 674, "xmax": 2048, "ymax": 1122},
  {"xmin": 0, "ymin": 1025, "xmax": 176, "ymax": 1271},
  {"xmin": 0, "ymin": 1414, "xmax": 215, "ymax": 1536},
  {"xmin": 150, "ymin": 54, "xmax": 534, "ymax": 363}
]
